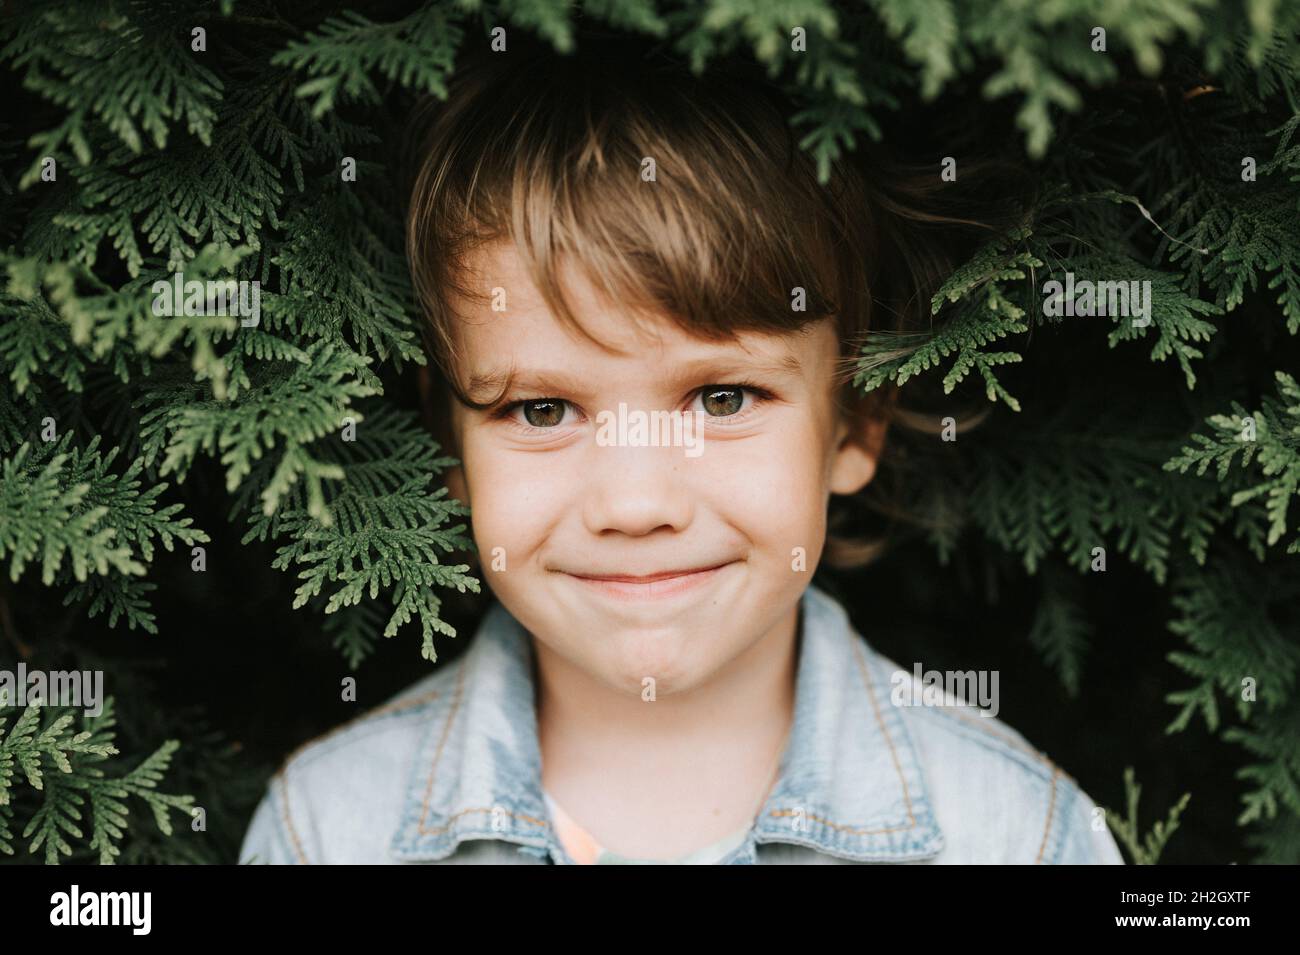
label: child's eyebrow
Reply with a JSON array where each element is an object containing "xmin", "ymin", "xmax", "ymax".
[{"xmin": 464, "ymin": 353, "xmax": 804, "ymax": 404}]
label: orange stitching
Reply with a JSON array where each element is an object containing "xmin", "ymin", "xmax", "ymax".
[
  {"xmin": 766, "ymin": 636, "xmax": 920, "ymax": 837},
  {"xmin": 412, "ymin": 654, "xmax": 552, "ymax": 836},
  {"xmin": 276, "ymin": 772, "xmax": 309, "ymax": 864},
  {"xmin": 937, "ymin": 705, "xmax": 1078, "ymax": 789},
  {"xmin": 421, "ymin": 806, "xmax": 550, "ymax": 835},
  {"xmin": 767, "ymin": 808, "xmax": 916, "ymax": 836},
  {"xmin": 854, "ymin": 639, "xmax": 919, "ymax": 828},
  {"xmin": 1035, "ymin": 765, "xmax": 1060, "ymax": 864},
  {"xmin": 275, "ymin": 687, "xmax": 443, "ymax": 865},
  {"xmin": 282, "ymin": 688, "xmax": 443, "ymax": 769},
  {"xmin": 947, "ymin": 707, "xmax": 1052, "ymax": 761},
  {"xmin": 417, "ymin": 657, "xmax": 468, "ymax": 833},
  {"xmin": 911, "ymin": 688, "xmax": 1080, "ymax": 864}
]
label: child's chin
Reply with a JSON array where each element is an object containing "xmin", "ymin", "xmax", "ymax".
[{"xmin": 600, "ymin": 634, "xmax": 724, "ymax": 696}]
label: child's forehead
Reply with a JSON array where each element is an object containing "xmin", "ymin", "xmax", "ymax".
[
  {"xmin": 447, "ymin": 240, "xmax": 835, "ymax": 370},
  {"xmin": 451, "ymin": 239, "xmax": 645, "ymax": 331}
]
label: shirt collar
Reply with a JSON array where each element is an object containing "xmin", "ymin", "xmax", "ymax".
[{"xmin": 390, "ymin": 583, "xmax": 944, "ymax": 863}]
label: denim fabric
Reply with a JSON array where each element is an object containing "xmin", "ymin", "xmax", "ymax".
[{"xmin": 240, "ymin": 584, "xmax": 1126, "ymax": 865}]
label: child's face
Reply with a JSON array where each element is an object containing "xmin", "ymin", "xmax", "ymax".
[{"xmin": 444, "ymin": 241, "xmax": 883, "ymax": 695}]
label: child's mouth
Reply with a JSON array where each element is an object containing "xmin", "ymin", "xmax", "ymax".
[{"xmin": 562, "ymin": 561, "xmax": 735, "ymax": 601}]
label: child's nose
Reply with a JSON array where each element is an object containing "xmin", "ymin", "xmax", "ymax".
[{"xmin": 580, "ymin": 443, "xmax": 694, "ymax": 537}]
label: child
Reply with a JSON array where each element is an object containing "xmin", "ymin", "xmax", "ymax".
[{"xmin": 240, "ymin": 37, "xmax": 1126, "ymax": 865}]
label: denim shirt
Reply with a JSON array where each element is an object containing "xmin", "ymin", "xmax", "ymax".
[{"xmin": 240, "ymin": 584, "xmax": 1126, "ymax": 864}]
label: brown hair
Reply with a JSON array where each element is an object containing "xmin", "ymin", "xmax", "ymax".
[{"xmin": 404, "ymin": 33, "xmax": 1030, "ymax": 571}]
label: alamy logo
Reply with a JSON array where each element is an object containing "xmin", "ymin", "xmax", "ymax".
[
  {"xmin": 50, "ymin": 885, "xmax": 151, "ymax": 935},
  {"xmin": 595, "ymin": 402, "xmax": 704, "ymax": 457},
  {"xmin": 890, "ymin": 664, "xmax": 1000, "ymax": 718},
  {"xmin": 151, "ymin": 271, "xmax": 260, "ymax": 327},
  {"xmin": 0, "ymin": 664, "xmax": 103, "ymax": 717},
  {"xmin": 1042, "ymin": 271, "xmax": 1151, "ymax": 327}
]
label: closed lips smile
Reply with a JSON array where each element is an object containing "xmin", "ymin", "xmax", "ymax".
[{"xmin": 564, "ymin": 562, "xmax": 735, "ymax": 600}]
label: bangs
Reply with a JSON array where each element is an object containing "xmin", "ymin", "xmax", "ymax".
[{"xmin": 406, "ymin": 41, "xmax": 877, "ymax": 406}]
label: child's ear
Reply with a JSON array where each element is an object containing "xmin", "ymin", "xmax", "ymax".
[{"xmin": 828, "ymin": 411, "xmax": 888, "ymax": 495}]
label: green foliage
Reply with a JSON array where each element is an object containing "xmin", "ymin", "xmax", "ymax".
[
  {"xmin": 1104, "ymin": 766, "xmax": 1192, "ymax": 865},
  {"xmin": 0, "ymin": 696, "xmax": 193, "ymax": 864},
  {"xmin": 0, "ymin": 0, "xmax": 1296, "ymax": 865},
  {"xmin": 858, "ymin": 224, "xmax": 1039, "ymax": 411},
  {"xmin": 0, "ymin": 435, "xmax": 207, "ymax": 634},
  {"xmin": 240, "ymin": 402, "xmax": 479, "ymax": 663},
  {"xmin": 271, "ymin": 6, "xmax": 464, "ymax": 118},
  {"xmin": 1166, "ymin": 371, "xmax": 1300, "ymax": 554},
  {"xmin": 2, "ymin": 0, "xmax": 223, "ymax": 174}
]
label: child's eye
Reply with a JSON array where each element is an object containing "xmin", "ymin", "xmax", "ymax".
[
  {"xmin": 493, "ymin": 384, "xmax": 773, "ymax": 434},
  {"xmin": 692, "ymin": 384, "xmax": 773, "ymax": 419},
  {"xmin": 507, "ymin": 398, "xmax": 570, "ymax": 429}
]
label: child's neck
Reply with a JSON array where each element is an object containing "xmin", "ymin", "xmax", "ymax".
[{"xmin": 532, "ymin": 603, "xmax": 800, "ymax": 861}]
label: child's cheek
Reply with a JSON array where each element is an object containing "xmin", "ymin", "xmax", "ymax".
[
  {"xmin": 463, "ymin": 443, "xmax": 563, "ymax": 578},
  {"xmin": 715, "ymin": 422, "xmax": 828, "ymax": 548}
]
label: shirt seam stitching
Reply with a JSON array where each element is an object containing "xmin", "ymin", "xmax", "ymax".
[
  {"xmin": 921, "ymin": 705, "xmax": 1076, "ymax": 786},
  {"xmin": 276, "ymin": 772, "xmax": 310, "ymax": 864},
  {"xmin": 1035, "ymin": 765, "xmax": 1061, "ymax": 864},
  {"xmin": 281, "ymin": 689, "xmax": 444, "ymax": 772},
  {"xmin": 414, "ymin": 652, "xmax": 551, "ymax": 836},
  {"xmin": 767, "ymin": 635, "xmax": 922, "ymax": 838},
  {"xmin": 275, "ymin": 689, "xmax": 444, "ymax": 864}
]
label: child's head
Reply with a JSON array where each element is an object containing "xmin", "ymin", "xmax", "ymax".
[{"xmin": 405, "ymin": 37, "xmax": 995, "ymax": 694}]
